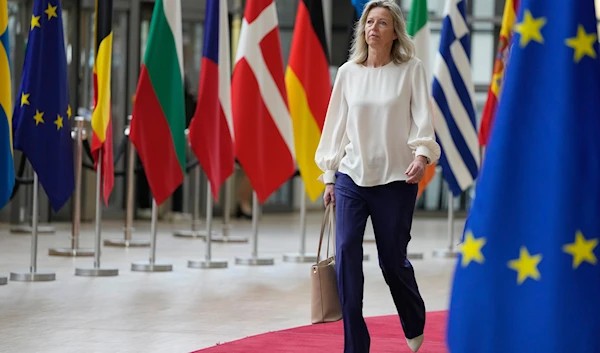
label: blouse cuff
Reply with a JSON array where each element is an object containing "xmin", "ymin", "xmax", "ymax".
[
  {"xmin": 415, "ymin": 146, "xmax": 433, "ymax": 164},
  {"xmin": 320, "ymin": 170, "xmax": 337, "ymax": 184}
]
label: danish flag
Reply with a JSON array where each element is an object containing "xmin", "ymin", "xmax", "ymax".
[{"xmin": 232, "ymin": 0, "xmax": 296, "ymax": 203}]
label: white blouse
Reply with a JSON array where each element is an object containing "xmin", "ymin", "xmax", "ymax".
[{"xmin": 314, "ymin": 57, "xmax": 441, "ymax": 186}]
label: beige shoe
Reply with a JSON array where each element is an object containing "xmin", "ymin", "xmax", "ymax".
[{"xmin": 406, "ymin": 334, "xmax": 424, "ymax": 352}]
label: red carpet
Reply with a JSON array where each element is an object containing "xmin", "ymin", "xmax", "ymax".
[{"xmin": 193, "ymin": 311, "xmax": 448, "ymax": 353}]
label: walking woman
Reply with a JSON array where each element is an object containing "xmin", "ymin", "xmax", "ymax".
[{"xmin": 315, "ymin": 1, "xmax": 440, "ymax": 352}]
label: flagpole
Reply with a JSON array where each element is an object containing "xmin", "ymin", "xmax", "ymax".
[
  {"xmin": 283, "ymin": 183, "xmax": 317, "ymax": 263},
  {"xmin": 188, "ymin": 181, "xmax": 228, "ymax": 269},
  {"xmin": 131, "ymin": 198, "xmax": 173, "ymax": 272},
  {"xmin": 49, "ymin": 116, "xmax": 95, "ymax": 257},
  {"xmin": 173, "ymin": 160, "xmax": 208, "ymax": 239},
  {"xmin": 10, "ymin": 172, "xmax": 56, "ymax": 282},
  {"xmin": 433, "ymin": 190, "xmax": 459, "ymax": 258},
  {"xmin": 105, "ymin": 115, "xmax": 151, "ymax": 247},
  {"xmin": 75, "ymin": 150, "xmax": 119, "ymax": 276},
  {"xmin": 210, "ymin": 176, "xmax": 248, "ymax": 243},
  {"xmin": 235, "ymin": 191, "xmax": 274, "ymax": 266}
]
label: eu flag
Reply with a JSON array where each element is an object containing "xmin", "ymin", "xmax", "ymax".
[
  {"xmin": 447, "ymin": 0, "xmax": 600, "ymax": 351},
  {"xmin": 12, "ymin": 0, "xmax": 74, "ymax": 212}
]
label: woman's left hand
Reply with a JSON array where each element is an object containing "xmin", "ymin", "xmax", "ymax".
[{"xmin": 405, "ymin": 156, "xmax": 427, "ymax": 184}]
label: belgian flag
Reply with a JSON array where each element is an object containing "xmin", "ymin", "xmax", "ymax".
[
  {"xmin": 284, "ymin": 0, "xmax": 331, "ymax": 201},
  {"xmin": 91, "ymin": 0, "xmax": 114, "ymax": 204}
]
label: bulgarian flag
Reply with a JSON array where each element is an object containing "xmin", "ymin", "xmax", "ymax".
[
  {"xmin": 130, "ymin": 0, "xmax": 186, "ymax": 205},
  {"xmin": 407, "ymin": 0, "xmax": 435, "ymax": 199}
]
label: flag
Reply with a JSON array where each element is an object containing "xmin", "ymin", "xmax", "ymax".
[
  {"xmin": 447, "ymin": 0, "xmax": 600, "ymax": 352},
  {"xmin": 478, "ymin": 0, "xmax": 519, "ymax": 147},
  {"xmin": 91, "ymin": 0, "xmax": 114, "ymax": 205},
  {"xmin": 12, "ymin": 0, "xmax": 74, "ymax": 212},
  {"xmin": 285, "ymin": 0, "xmax": 331, "ymax": 202},
  {"xmin": 231, "ymin": 0, "xmax": 295, "ymax": 204},
  {"xmin": 188, "ymin": 0, "xmax": 234, "ymax": 200},
  {"xmin": 130, "ymin": 0, "xmax": 186, "ymax": 206},
  {"xmin": 0, "ymin": 0, "xmax": 14, "ymax": 210},
  {"xmin": 407, "ymin": 0, "xmax": 435, "ymax": 198},
  {"xmin": 346, "ymin": 0, "xmax": 369, "ymax": 56},
  {"xmin": 431, "ymin": 0, "xmax": 479, "ymax": 197}
]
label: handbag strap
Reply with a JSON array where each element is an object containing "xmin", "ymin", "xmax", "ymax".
[{"xmin": 316, "ymin": 204, "xmax": 335, "ymax": 262}]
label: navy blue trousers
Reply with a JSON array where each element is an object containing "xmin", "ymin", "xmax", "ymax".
[{"xmin": 334, "ymin": 172, "xmax": 426, "ymax": 353}]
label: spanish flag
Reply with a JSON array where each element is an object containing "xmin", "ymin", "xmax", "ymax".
[
  {"xmin": 478, "ymin": 0, "xmax": 519, "ymax": 147},
  {"xmin": 285, "ymin": 0, "xmax": 331, "ymax": 201},
  {"xmin": 91, "ymin": 0, "xmax": 114, "ymax": 204}
]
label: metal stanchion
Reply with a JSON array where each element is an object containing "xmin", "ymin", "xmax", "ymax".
[
  {"xmin": 433, "ymin": 191, "xmax": 459, "ymax": 258},
  {"xmin": 75, "ymin": 150, "xmax": 119, "ymax": 277},
  {"xmin": 131, "ymin": 198, "xmax": 173, "ymax": 272},
  {"xmin": 235, "ymin": 192, "xmax": 274, "ymax": 266},
  {"xmin": 105, "ymin": 115, "xmax": 150, "ymax": 247},
  {"xmin": 283, "ymin": 186, "xmax": 317, "ymax": 263},
  {"xmin": 211, "ymin": 176, "xmax": 248, "ymax": 243},
  {"xmin": 10, "ymin": 173, "xmax": 56, "ymax": 282},
  {"xmin": 49, "ymin": 116, "xmax": 95, "ymax": 257},
  {"xmin": 172, "ymin": 163, "xmax": 210, "ymax": 239},
  {"xmin": 188, "ymin": 182, "xmax": 228, "ymax": 269}
]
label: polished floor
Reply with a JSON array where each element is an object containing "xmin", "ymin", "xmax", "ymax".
[{"xmin": 0, "ymin": 211, "xmax": 465, "ymax": 353}]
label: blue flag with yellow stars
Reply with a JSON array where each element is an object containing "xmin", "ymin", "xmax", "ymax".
[
  {"xmin": 12, "ymin": 0, "xmax": 74, "ymax": 212},
  {"xmin": 447, "ymin": 0, "xmax": 600, "ymax": 352}
]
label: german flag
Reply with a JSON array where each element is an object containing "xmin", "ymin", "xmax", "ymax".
[
  {"xmin": 91, "ymin": 0, "xmax": 114, "ymax": 204},
  {"xmin": 285, "ymin": 0, "xmax": 331, "ymax": 201}
]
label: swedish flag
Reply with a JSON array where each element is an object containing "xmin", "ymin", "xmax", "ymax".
[
  {"xmin": 12, "ymin": 0, "xmax": 74, "ymax": 212},
  {"xmin": 447, "ymin": 0, "xmax": 600, "ymax": 352},
  {"xmin": 0, "ymin": 0, "xmax": 15, "ymax": 210}
]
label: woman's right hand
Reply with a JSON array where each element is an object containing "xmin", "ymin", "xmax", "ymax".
[{"xmin": 323, "ymin": 184, "xmax": 335, "ymax": 206}]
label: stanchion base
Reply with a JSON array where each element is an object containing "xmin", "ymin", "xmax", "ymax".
[
  {"xmin": 188, "ymin": 259, "xmax": 228, "ymax": 269},
  {"xmin": 131, "ymin": 261, "xmax": 173, "ymax": 272},
  {"xmin": 364, "ymin": 237, "xmax": 376, "ymax": 243},
  {"xmin": 75, "ymin": 268, "xmax": 119, "ymax": 277},
  {"xmin": 432, "ymin": 248, "xmax": 459, "ymax": 259},
  {"xmin": 235, "ymin": 257, "xmax": 275, "ymax": 266},
  {"xmin": 10, "ymin": 271, "xmax": 56, "ymax": 282},
  {"xmin": 103, "ymin": 238, "xmax": 151, "ymax": 247},
  {"xmin": 407, "ymin": 252, "xmax": 424, "ymax": 260},
  {"xmin": 0, "ymin": 276, "xmax": 7, "ymax": 285},
  {"xmin": 10, "ymin": 225, "xmax": 55, "ymax": 234},
  {"xmin": 48, "ymin": 248, "xmax": 95, "ymax": 257},
  {"xmin": 210, "ymin": 234, "xmax": 249, "ymax": 243},
  {"xmin": 283, "ymin": 253, "xmax": 318, "ymax": 263},
  {"xmin": 362, "ymin": 254, "xmax": 370, "ymax": 261},
  {"xmin": 172, "ymin": 230, "xmax": 212, "ymax": 239}
]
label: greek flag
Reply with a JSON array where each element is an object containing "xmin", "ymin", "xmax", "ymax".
[{"xmin": 431, "ymin": 0, "xmax": 479, "ymax": 196}]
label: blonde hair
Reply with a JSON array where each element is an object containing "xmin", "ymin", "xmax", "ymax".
[{"xmin": 349, "ymin": 0, "xmax": 414, "ymax": 65}]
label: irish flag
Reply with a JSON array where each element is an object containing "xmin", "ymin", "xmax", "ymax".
[
  {"xmin": 130, "ymin": 0, "xmax": 186, "ymax": 206},
  {"xmin": 407, "ymin": 0, "xmax": 435, "ymax": 198}
]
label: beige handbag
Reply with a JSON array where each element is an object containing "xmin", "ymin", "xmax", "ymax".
[{"xmin": 310, "ymin": 204, "xmax": 342, "ymax": 324}]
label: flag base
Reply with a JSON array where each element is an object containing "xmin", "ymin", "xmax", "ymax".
[
  {"xmin": 48, "ymin": 248, "xmax": 95, "ymax": 257},
  {"xmin": 408, "ymin": 252, "xmax": 424, "ymax": 260},
  {"xmin": 104, "ymin": 238, "xmax": 151, "ymax": 247},
  {"xmin": 188, "ymin": 259, "xmax": 228, "ymax": 269},
  {"xmin": 10, "ymin": 225, "xmax": 55, "ymax": 234},
  {"xmin": 172, "ymin": 230, "xmax": 212, "ymax": 239},
  {"xmin": 210, "ymin": 233, "xmax": 249, "ymax": 243},
  {"xmin": 0, "ymin": 276, "xmax": 7, "ymax": 285},
  {"xmin": 131, "ymin": 261, "xmax": 173, "ymax": 272},
  {"xmin": 432, "ymin": 248, "xmax": 459, "ymax": 259},
  {"xmin": 75, "ymin": 268, "xmax": 119, "ymax": 277},
  {"xmin": 10, "ymin": 271, "xmax": 55, "ymax": 282},
  {"xmin": 283, "ymin": 252, "xmax": 318, "ymax": 263},
  {"xmin": 235, "ymin": 257, "xmax": 275, "ymax": 266}
]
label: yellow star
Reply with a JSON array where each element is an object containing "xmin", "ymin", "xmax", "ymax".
[
  {"xmin": 563, "ymin": 230, "xmax": 598, "ymax": 269},
  {"xmin": 20, "ymin": 93, "xmax": 30, "ymax": 107},
  {"xmin": 54, "ymin": 114, "xmax": 64, "ymax": 130},
  {"xmin": 514, "ymin": 10, "xmax": 546, "ymax": 47},
  {"xmin": 67, "ymin": 105, "xmax": 72, "ymax": 119},
  {"xmin": 458, "ymin": 230, "xmax": 486, "ymax": 267},
  {"xmin": 33, "ymin": 110, "xmax": 44, "ymax": 125},
  {"xmin": 45, "ymin": 3, "xmax": 58, "ymax": 20},
  {"xmin": 507, "ymin": 246, "xmax": 542, "ymax": 285},
  {"xmin": 30, "ymin": 15, "xmax": 40, "ymax": 30},
  {"xmin": 565, "ymin": 25, "xmax": 597, "ymax": 63}
]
